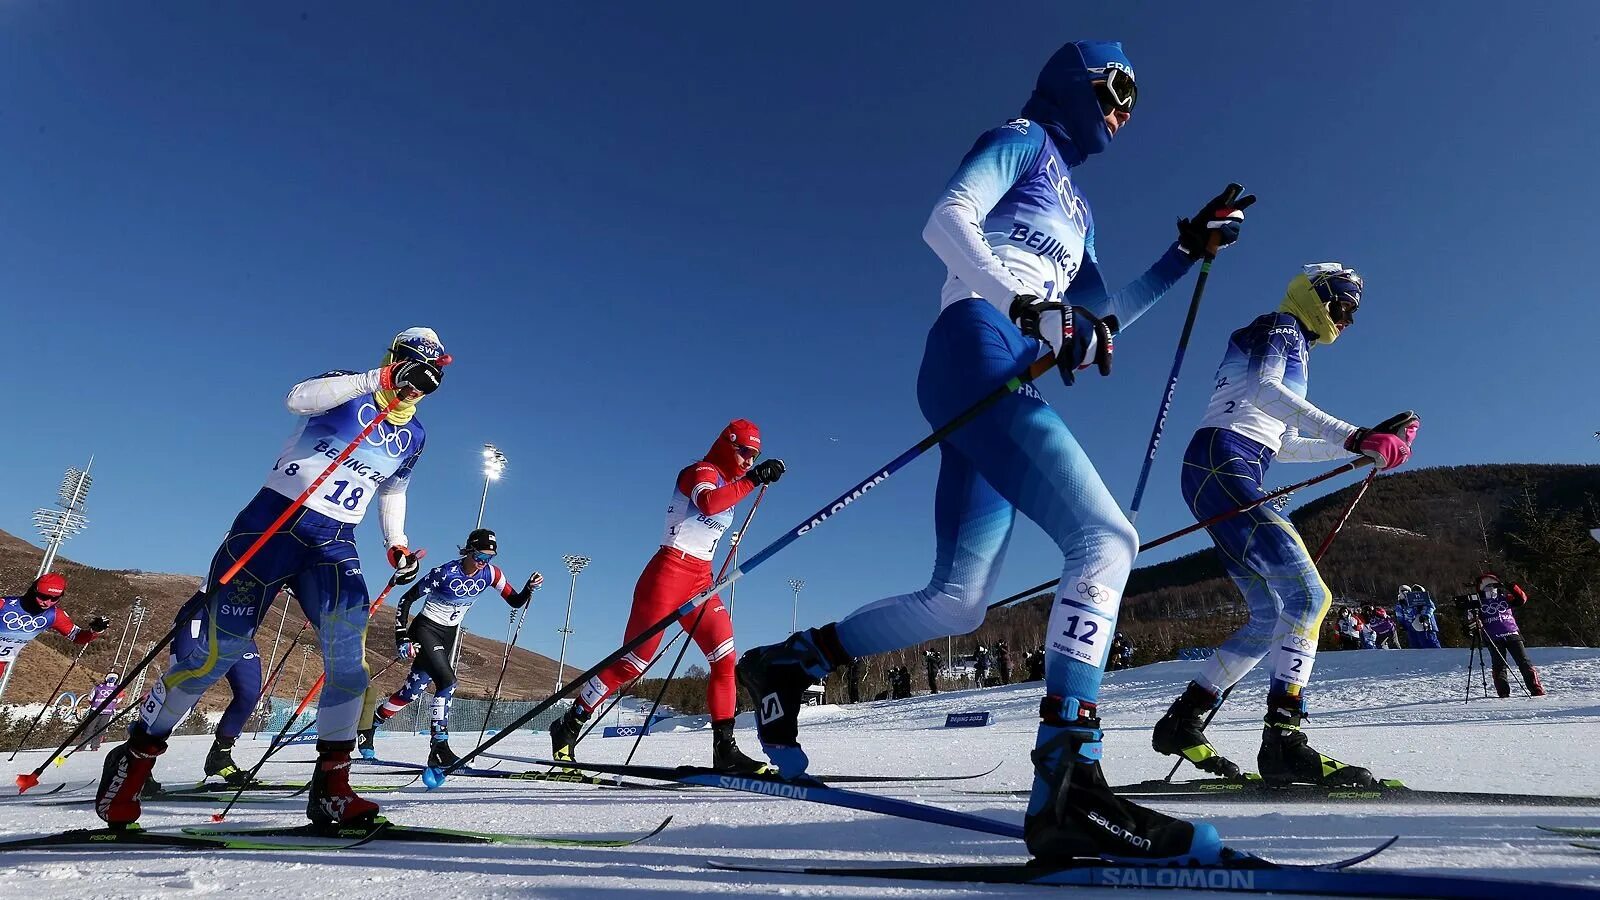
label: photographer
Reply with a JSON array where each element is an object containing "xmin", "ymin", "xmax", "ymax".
[
  {"xmin": 1462, "ymin": 573, "xmax": 1546, "ymax": 697},
  {"xmin": 1368, "ymin": 607, "xmax": 1399, "ymax": 650},
  {"xmin": 1335, "ymin": 606, "xmax": 1362, "ymax": 651}
]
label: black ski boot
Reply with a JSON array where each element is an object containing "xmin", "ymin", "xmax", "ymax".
[
  {"xmin": 204, "ymin": 735, "xmax": 256, "ymax": 787},
  {"xmin": 735, "ymin": 623, "xmax": 850, "ymax": 779},
  {"xmin": 1151, "ymin": 682, "xmax": 1242, "ymax": 779},
  {"xmin": 1025, "ymin": 697, "xmax": 1224, "ymax": 864},
  {"xmin": 711, "ymin": 718, "xmax": 774, "ymax": 775},
  {"xmin": 1258, "ymin": 698, "xmax": 1375, "ymax": 787},
  {"xmin": 550, "ymin": 705, "xmax": 588, "ymax": 767},
  {"xmin": 357, "ymin": 726, "xmax": 376, "ymax": 760},
  {"xmin": 427, "ymin": 736, "xmax": 460, "ymax": 770}
]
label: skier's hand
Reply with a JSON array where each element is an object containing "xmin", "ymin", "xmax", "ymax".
[
  {"xmin": 388, "ymin": 546, "xmax": 425, "ymax": 584},
  {"xmin": 509, "ymin": 572, "xmax": 543, "ymax": 609},
  {"xmin": 88, "ymin": 615, "xmax": 112, "ymax": 633},
  {"xmin": 1176, "ymin": 183, "xmax": 1255, "ymax": 258},
  {"xmin": 397, "ymin": 641, "xmax": 420, "ymax": 660},
  {"xmin": 1010, "ymin": 297, "xmax": 1114, "ymax": 386},
  {"xmin": 1345, "ymin": 411, "xmax": 1419, "ymax": 470},
  {"xmin": 380, "ymin": 359, "xmax": 444, "ymax": 400},
  {"xmin": 747, "ymin": 459, "xmax": 786, "ymax": 486}
]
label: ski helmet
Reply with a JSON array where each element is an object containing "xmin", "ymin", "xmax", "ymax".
[
  {"xmin": 1019, "ymin": 41, "xmax": 1135, "ymax": 167},
  {"xmin": 27, "ymin": 573, "xmax": 67, "ymax": 608},
  {"xmin": 461, "ymin": 528, "xmax": 497, "ymax": 559},
  {"xmin": 1280, "ymin": 263, "xmax": 1362, "ymax": 346},
  {"xmin": 706, "ymin": 419, "xmax": 761, "ymax": 479}
]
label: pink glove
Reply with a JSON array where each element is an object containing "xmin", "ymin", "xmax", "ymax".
[{"xmin": 1345, "ymin": 412, "xmax": 1419, "ymax": 470}]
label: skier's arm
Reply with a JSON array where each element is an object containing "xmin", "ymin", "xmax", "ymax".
[
  {"xmin": 1063, "ymin": 226, "xmax": 1193, "ymax": 334},
  {"xmin": 394, "ymin": 581, "xmax": 424, "ymax": 632},
  {"xmin": 1275, "ymin": 425, "xmax": 1355, "ymax": 463},
  {"xmin": 377, "ymin": 440, "xmax": 424, "ymax": 551},
  {"xmin": 500, "ymin": 568, "xmax": 543, "ymax": 609},
  {"xmin": 922, "ymin": 123, "xmax": 1045, "ymax": 304},
  {"xmin": 681, "ymin": 463, "xmax": 754, "ymax": 517},
  {"xmin": 1248, "ymin": 325, "xmax": 1358, "ymax": 444},
  {"xmin": 284, "ymin": 370, "xmax": 382, "ymax": 416},
  {"xmin": 50, "ymin": 610, "xmax": 106, "ymax": 646}
]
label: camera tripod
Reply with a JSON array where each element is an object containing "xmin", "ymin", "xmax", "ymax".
[{"xmin": 1463, "ymin": 610, "xmax": 1532, "ymax": 701}]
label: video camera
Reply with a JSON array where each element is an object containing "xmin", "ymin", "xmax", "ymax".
[{"xmin": 1451, "ymin": 592, "xmax": 1483, "ymax": 616}]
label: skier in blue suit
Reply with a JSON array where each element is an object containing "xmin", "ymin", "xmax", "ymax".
[{"xmin": 739, "ymin": 40, "xmax": 1254, "ymax": 864}]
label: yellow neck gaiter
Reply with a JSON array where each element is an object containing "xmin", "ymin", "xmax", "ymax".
[
  {"xmin": 1278, "ymin": 274, "xmax": 1341, "ymax": 345},
  {"xmin": 375, "ymin": 351, "xmax": 422, "ymax": 426}
]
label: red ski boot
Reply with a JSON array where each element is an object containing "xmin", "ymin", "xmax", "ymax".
[
  {"xmin": 306, "ymin": 740, "xmax": 380, "ymax": 827},
  {"xmin": 95, "ymin": 726, "xmax": 167, "ymax": 826}
]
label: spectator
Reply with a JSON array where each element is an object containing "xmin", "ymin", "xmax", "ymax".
[
  {"xmin": 1025, "ymin": 645, "xmax": 1045, "ymax": 682},
  {"xmin": 1358, "ymin": 606, "xmax": 1378, "ymax": 649},
  {"xmin": 1468, "ymin": 573, "xmax": 1546, "ymax": 697},
  {"xmin": 1369, "ymin": 607, "xmax": 1399, "ymax": 649},
  {"xmin": 973, "ymin": 644, "xmax": 990, "ymax": 686},
  {"xmin": 86, "ymin": 672, "xmax": 122, "ymax": 751},
  {"xmin": 846, "ymin": 659, "xmax": 861, "ymax": 704},
  {"xmin": 923, "ymin": 649, "xmax": 941, "ymax": 695},
  {"xmin": 1394, "ymin": 584, "xmax": 1441, "ymax": 649},
  {"xmin": 1336, "ymin": 607, "xmax": 1362, "ymax": 651},
  {"xmin": 995, "ymin": 641, "xmax": 1011, "ymax": 684}
]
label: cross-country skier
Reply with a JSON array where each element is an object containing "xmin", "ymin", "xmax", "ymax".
[
  {"xmin": 1394, "ymin": 584, "xmax": 1441, "ymax": 649},
  {"xmin": 1468, "ymin": 573, "xmax": 1546, "ymax": 697},
  {"xmin": 548, "ymin": 419, "xmax": 782, "ymax": 775},
  {"xmin": 362, "ymin": 529, "xmax": 541, "ymax": 767},
  {"xmin": 0, "ymin": 575, "xmax": 109, "ymax": 681},
  {"xmin": 1150, "ymin": 263, "xmax": 1419, "ymax": 787},
  {"xmin": 94, "ymin": 327, "xmax": 448, "ymax": 828},
  {"xmin": 738, "ymin": 41, "xmax": 1254, "ymax": 864}
]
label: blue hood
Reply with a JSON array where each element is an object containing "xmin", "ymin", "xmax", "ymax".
[{"xmin": 1019, "ymin": 41, "xmax": 1133, "ymax": 167}]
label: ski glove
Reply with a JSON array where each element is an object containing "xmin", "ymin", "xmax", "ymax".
[
  {"xmin": 1008, "ymin": 296, "xmax": 1114, "ymax": 387},
  {"xmin": 388, "ymin": 545, "xmax": 425, "ymax": 585},
  {"xmin": 1345, "ymin": 410, "xmax": 1419, "ymax": 471},
  {"xmin": 88, "ymin": 615, "xmax": 112, "ymax": 632},
  {"xmin": 381, "ymin": 360, "xmax": 444, "ymax": 398},
  {"xmin": 509, "ymin": 572, "xmax": 543, "ymax": 609},
  {"xmin": 1177, "ymin": 183, "xmax": 1256, "ymax": 258},
  {"xmin": 747, "ymin": 458, "xmax": 786, "ymax": 486}
]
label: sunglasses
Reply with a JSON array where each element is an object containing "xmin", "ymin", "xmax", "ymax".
[
  {"xmin": 1091, "ymin": 66, "xmax": 1137, "ymax": 115},
  {"xmin": 469, "ymin": 550, "xmax": 496, "ymax": 563},
  {"xmin": 734, "ymin": 445, "xmax": 760, "ymax": 462}
]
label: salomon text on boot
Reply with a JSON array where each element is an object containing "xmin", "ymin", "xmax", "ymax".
[
  {"xmin": 1152, "ymin": 682, "xmax": 1242, "ymax": 779},
  {"xmin": 1025, "ymin": 696, "xmax": 1224, "ymax": 864},
  {"xmin": 736, "ymin": 623, "xmax": 850, "ymax": 780},
  {"xmin": 307, "ymin": 739, "xmax": 380, "ymax": 827},
  {"xmin": 711, "ymin": 718, "xmax": 774, "ymax": 775},
  {"xmin": 95, "ymin": 725, "xmax": 168, "ymax": 826},
  {"xmin": 1258, "ymin": 695, "xmax": 1375, "ymax": 788}
]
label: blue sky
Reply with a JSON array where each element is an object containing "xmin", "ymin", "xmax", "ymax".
[{"xmin": 4, "ymin": 4, "xmax": 1597, "ymax": 674}]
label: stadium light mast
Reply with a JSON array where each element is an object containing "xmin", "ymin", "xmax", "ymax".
[
  {"xmin": 476, "ymin": 444, "xmax": 507, "ymax": 530},
  {"xmin": 32, "ymin": 458, "xmax": 93, "ymax": 578},
  {"xmin": 555, "ymin": 555, "xmax": 589, "ymax": 690},
  {"xmin": 787, "ymin": 579, "xmax": 806, "ymax": 633}
]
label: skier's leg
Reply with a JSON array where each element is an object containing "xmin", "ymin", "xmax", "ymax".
[
  {"xmin": 297, "ymin": 523, "xmax": 378, "ymax": 826},
  {"xmin": 406, "ymin": 619, "xmax": 460, "ymax": 766},
  {"xmin": 205, "ymin": 646, "xmax": 264, "ymax": 785},
  {"xmin": 684, "ymin": 591, "xmax": 768, "ymax": 773}
]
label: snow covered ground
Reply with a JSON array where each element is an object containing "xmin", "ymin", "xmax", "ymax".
[{"xmin": 3, "ymin": 647, "xmax": 1599, "ymax": 898}]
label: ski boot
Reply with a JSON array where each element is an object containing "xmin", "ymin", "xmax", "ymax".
[
  {"xmin": 95, "ymin": 725, "xmax": 167, "ymax": 826},
  {"xmin": 306, "ymin": 739, "xmax": 379, "ymax": 827},
  {"xmin": 1025, "ymin": 696, "xmax": 1224, "ymax": 864},
  {"xmin": 204, "ymin": 735, "xmax": 257, "ymax": 787},
  {"xmin": 549, "ymin": 705, "xmax": 588, "ymax": 769},
  {"xmin": 1151, "ymin": 682, "xmax": 1242, "ymax": 779},
  {"xmin": 357, "ymin": 726, "xmax": 377, "ymax": 760},
  {"xmin": 711, "ymin": 718, "xmax": 774, "ymax": 775},
  {"xmin": 1258, "ymin": 697, "xmax": 1375, "ymax": 788},
  {"xmin": 735, "ymin": 623, "xmax": 849, "ymax": 779},
  {"xmin": 427, "ymin": 736, "xmax": 461, "ymax": 770}
]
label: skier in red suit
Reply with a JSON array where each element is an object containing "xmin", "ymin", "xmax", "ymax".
[{"xmin": 548, "ymin": 419, "xmax": 785, "ymax": 773}]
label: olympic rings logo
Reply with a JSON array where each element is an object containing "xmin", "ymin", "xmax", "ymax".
[
  {"xmin": 2, "ymin": 611, "xmax": 46, "ymax": 633},
  {"xmin": 447, "ymin": 577, "xmax": 488, "ymax": 598},
  {"xmin": 357, "ymin": 402, "xmax": 413, "ymax": 458}
]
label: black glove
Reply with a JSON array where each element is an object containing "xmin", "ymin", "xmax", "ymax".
[
  {"xmin": 1009, "ymin": 296, "xmax": 1114, "ymax": 386},
  {"xmin": 393, "ymin": 620, "xmax": 412, "ymax": 653},
  {"xmin": 1176, "ymin": 183, "xmax": 1256, "ymax": 259},
  {"xmin": 747, "ymin": 458, "xmax": 786, "ymax": 486},
  {"xmin": 383, "ymin": 360, "xmax": 444, "ymax": 398},
  {"xmin": 510, "ymin": 572, "xmax": 543, "ymax": 609},
  {"xmin": 88, "ymin": 615, "xmax": 111, "ymax": 633},
  {"xmin": 387, "ymin": 546, "xmax": 424, "ymax": 585}
]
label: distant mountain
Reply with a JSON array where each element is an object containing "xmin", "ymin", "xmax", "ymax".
[{"xmin": 0, "ymin": 528, "xmax": 580, "ymax": 718}]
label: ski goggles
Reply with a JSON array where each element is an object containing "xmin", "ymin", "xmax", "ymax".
[
  {"xmin": 734, "ymin": 444, "xmax": 761, "ymax": 463},
  {"xmin": 468, "ymin": 549, "xmax": 497, "ymax": 563},
  {"xmin": 1307, "ymin": 267, "xmax": 1362, "ymax": 325},
  {"xmin": 1091, "ymin": 65, "xmax": 1137, "ymax": 115}
]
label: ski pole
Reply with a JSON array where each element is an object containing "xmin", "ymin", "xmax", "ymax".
[
  {"xmin": 216, "ymin": 394, "xmax": 405, "ymax": 587},
  {"xmin": 450, "ymin": 351, "xmax": 1064, "ymax": 775},
  {"xmin": 572, "ymin": 631, "xmax": 686, "ymax": 749},
  {"xmin": 1127, "ymin": 198, "xmax": 1243, "ymax": 525},
  {"xmin": 1159, "ymin": 465, "xmax": 1379, "ymax": 783},
  {"xmin": 16, "ymin": 592, "xmax": 206, "ymax": 791},
  {"xmin": 8, "ymin": 643, "xmax": 91, "ymax": 760},
  {"xmin": 258, "ymin": 593, "xmax": 295, "ymax": 711},
  {"xmin": 213, "ymin": 575, "xmax": 408, "ymax": 820},
  {"xmin": 252, "ymin": 619, "xmax": 311, "ymax": 738},
  {"xmin": 983, "ymin": 458, "xmax": 1376, "ymax": 613},
  {"xmin": 622, "ymin": 485, "xmax": 766, "ymax": 766},
  {"xmin": 474, "ymin": 600, "xmax": 534, "ymax": 748}
]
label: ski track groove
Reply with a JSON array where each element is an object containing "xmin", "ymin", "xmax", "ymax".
[{"xmin": 0, "ymin": 648, "xmax": 1596, "ymax": 897}]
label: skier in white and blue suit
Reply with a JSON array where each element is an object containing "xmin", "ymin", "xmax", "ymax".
[{"xmin": 739, "ymin": 41, "xmax": 1254, "ymax": 863}]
